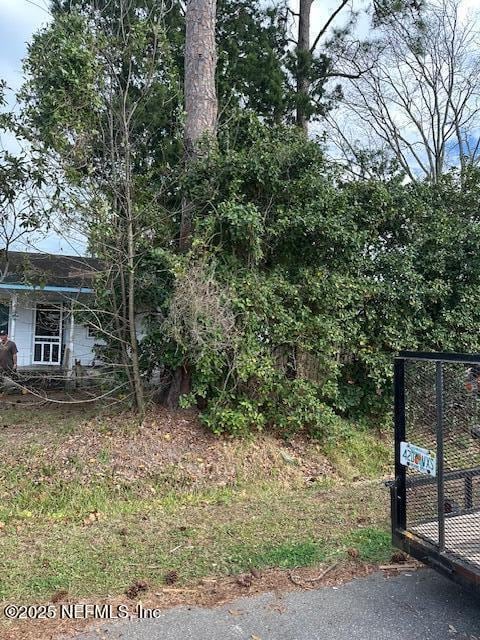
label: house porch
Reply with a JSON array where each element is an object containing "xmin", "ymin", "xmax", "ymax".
[{"xmin": 0, "ymin": 288, "xmax": 97, "ymax": 374}]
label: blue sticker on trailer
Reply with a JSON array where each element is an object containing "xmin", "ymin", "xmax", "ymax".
[{"xmin": 400, "ymin": 441, "xmax": 437, "ymax": 477}]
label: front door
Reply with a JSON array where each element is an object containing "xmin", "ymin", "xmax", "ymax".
[{"xmin": 33, "ymin": 303, "xmax": 62, "ymax": 365}]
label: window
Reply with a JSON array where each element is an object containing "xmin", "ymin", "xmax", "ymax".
[
  {"xmin": 0, "ymin": 304, "xmax": 8, "ymax": 335},
  {"xmin": 35, "ymin": 304, "xmax": 61, "ymax": 336},
  {"xmin": 87, "ymin": 325, "xmax": 97, "ymax": 339}
]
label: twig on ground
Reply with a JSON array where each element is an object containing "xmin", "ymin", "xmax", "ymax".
[
  {"xmin": 169, "ymin": 544, "xmax": 184, "ymax": 553},
  {"xmin": 288, "ymin": 562, "xmax": 339, "ymax": 588},
  {"xmin": 287, "ymin": 571, "xmax": 305, "ymax": 587},
  {"xmin": 379, "ymin": 563, "xmax": 417, "ymax": 571},
  {"xmin": 304, "ymin": 562, "xmax": 340, "ymax": 582}
]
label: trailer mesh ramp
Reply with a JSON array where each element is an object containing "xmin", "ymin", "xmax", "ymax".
[{"xmin": 412, "ymin": 513, "xmax": 480, "ymax": 565}]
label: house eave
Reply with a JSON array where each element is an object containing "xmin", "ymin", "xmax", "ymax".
[{"xmin": 0, "ymin": 283, "xmax": 94, "ymax": 294}]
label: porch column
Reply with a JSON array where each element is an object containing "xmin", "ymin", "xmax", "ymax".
[
  {"xmin": 10, "ymin": 293, "xmax": 18, "ymax": 342},
  {"xmin": 66, "ymin": 305, "xmax": 75, "ymax": 380}
]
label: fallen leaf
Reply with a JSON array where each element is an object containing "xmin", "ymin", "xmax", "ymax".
[
  {"xmin": 83, "ymin": 511, "xmax": 100, "ymax": 526},
  {"xmin": 236, "ymin": 574, "xmax": 253, "ymax": 587},
  {"xmin": 280, "ymin": 450, "xmax": 296, "ymax": 465},
  {"xmin": 269, "ymin": 604, "xmax": 287, "ymax": 614}
]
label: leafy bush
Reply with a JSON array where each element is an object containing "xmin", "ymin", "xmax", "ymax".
[
  {"xmin": 200, "ymin": 398, "xmax": 266, "ymax": 437},
  {"xmin": 141, "ymin": 116, "xmax": 480, "ymax": 436}
]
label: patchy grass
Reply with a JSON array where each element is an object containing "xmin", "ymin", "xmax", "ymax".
[
  {"xmin": 0, "ymin": 403, "xmax": 393, "ymax": 603},
  {"xmin": 238, "ymin": 540, "xmax": 327, "ymax": 570},
  {"xmin": 323, "ymin": 420, "xmax": 391, "ymax": 480},
  {"xmin": 343, "ymin": 528, "xmax": 392, "ymax": 563},
  {"xmin": 0, "ymin": 481, "xmax": 390, "ymax": 601}
]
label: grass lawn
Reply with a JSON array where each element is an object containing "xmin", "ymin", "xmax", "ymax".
[{"xmin": 0, "ymin": 400, "xmax": 393, "ymax": 603}]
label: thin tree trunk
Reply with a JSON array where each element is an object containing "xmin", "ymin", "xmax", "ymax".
[
  {"xmin": 126, "ymin": 205, "xmax": 145, "ymax": 415},
  {"xmin": 116, "ymin": 253, "xmax": 134, "ymax": 387},
  {"xmin": 117, "ymin": 51, "xmax": 145, "ymax": 415},
  {"xmin": 109, "ymin": 96, "xmax": 134, "ymax": 393},
  {"xmin": 123, "ymin": 121, "xmax": 145, "ymax": 415},
  {"xmin": 296, "ymin": 0, "xmax": 313, "ymax": 133}
]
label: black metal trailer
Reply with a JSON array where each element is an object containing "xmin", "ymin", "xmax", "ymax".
[{"xmin": 389, "ymin": 351, "xmax": 480, "ymax": 592}]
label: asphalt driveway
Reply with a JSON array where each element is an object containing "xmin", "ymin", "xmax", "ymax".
[{"xmin": 70, "ymin": 569, "xmax": 480, "ymax": 640}]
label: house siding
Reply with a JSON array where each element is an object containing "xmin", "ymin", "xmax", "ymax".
[
  {"xmin": 71, "ymin": 322, "xmax": 98, "ymax": 366},
  {"xmin": 11, "ymin": 301, "xmax": 35, "ymax": 368}
]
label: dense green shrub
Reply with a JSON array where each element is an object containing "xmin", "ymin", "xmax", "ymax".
[{"xmin": 141, "ymin": 116, "xmax": 480, "ymax": 436}]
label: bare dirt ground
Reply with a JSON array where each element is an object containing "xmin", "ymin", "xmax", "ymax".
[{"xmin": 0, "ymin": 399, "xmax": 339, "ymax": 488}]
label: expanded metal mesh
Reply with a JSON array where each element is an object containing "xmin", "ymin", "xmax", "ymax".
[
  {"xmin": 405, "ymin": 360, "xmax": 437, "ymax": 533},
  {"xmin": 403, "ymin": 357, "xmax": 480, "ymax": 568}
]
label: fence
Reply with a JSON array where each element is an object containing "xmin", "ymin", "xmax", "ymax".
[{"xmin": 390, "ymin": 352, "xmax": 480, "ymax": 592}]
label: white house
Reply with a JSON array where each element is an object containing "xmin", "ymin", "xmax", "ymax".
[{"xmin": 0, "ymin": 251, "xmax": 101, "ymax": 373}]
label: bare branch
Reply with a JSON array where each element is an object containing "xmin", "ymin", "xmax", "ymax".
[
  {"xmin": 328, "ymin": 0, "xmax": 480, "ymax": 181},
  {"xmin": 310, "ymin": 0, "xmax": 350, "ymax": 53}
]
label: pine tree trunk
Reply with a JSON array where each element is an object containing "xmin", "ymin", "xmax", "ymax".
[
  {"xmin": 179, "ymin": 0, "xmax": 218, "ymax": 251},
  {"xmin": 296, "ymin": 0, "xmax": 313, "ymax": 133},
  {"xmin": 169, "ymin": 0, "xmax": 218, "ymax": 408}
]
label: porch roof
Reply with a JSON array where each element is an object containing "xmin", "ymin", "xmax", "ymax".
[{"xmin": 0, "ymin": 251, "xmax": 101, "ymax": 294}]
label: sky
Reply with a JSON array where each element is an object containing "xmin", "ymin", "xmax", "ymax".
[
  {"xmin": 0, "ymin": 0, "xmax": 85, "ymax": 255},
  {"xmin": 0, "ymin": 0, "xmax": 50, "ymax": 94}
]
